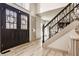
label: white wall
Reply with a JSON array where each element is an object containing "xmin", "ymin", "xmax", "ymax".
[
  {"xmin": 15, "ymin": 3, "xmax": 30, "ymax": 11},
  {"xmin": 40, "ymin": 7, "xmax": 64, "ymax": 21}
]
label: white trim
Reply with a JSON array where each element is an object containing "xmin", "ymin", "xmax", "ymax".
[{"xmin": 6, "ymin": 3, "xmax": 30, "ymax": 14}]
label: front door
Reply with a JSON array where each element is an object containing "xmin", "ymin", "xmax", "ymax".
[{"xmin": 0, "ymin": 4, "xmax": 29, "ymax": 51}]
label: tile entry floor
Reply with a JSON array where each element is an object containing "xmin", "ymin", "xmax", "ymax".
[{"xmin": 0, "ymin": 40, "xmax": 68, "ymax": 56}]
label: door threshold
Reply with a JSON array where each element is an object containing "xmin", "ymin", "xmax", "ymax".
[{"xmin": 1, "ymin": 50, "xmax": 11, "ymax": 54}]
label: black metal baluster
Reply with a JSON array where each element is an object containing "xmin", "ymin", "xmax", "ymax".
[
  {"xmin": 49, "ymin": 26, "xmax": 51, "ymax": 38},
  {"xmin": 42, "ymin": 24, "xmax": 45, "ymax": 43},
  {"xmin": 69, "ymin": 4, "xmax": 71, "ymax": 22}
]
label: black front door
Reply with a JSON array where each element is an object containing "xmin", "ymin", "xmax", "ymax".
[
  {"xmin": 1, "ymin": 7, "xmax": 19, "ymax": 51},
  {"xmin": 0, "ymin": 4, "xmax": 29, "ymax": 51}
]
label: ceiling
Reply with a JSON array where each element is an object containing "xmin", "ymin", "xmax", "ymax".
[{"xmin": 39, "ymin": 3, "xmax": 68, "ymax": 13}]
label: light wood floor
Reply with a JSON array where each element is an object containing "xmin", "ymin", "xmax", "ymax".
[{"xmin": 0, "ymin": 40, "xmax": 68, "ymax": 56}]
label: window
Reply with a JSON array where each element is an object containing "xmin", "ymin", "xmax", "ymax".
[
  {"xmin": 21, "ymin": 15, "xmax": 27, "ymax": 29},
  {"xmin": 6, "ymin": 9, "xmax": 17, "ymax": 29}
]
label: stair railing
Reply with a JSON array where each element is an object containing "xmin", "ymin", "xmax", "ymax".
[{"xmin": 42, "ymin": 3, "xmax": 79, "ymax": 43}]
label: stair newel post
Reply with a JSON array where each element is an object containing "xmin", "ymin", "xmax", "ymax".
[{"xmin": 42, "ymin": 24, "xmax": 45, "ymax": 43}]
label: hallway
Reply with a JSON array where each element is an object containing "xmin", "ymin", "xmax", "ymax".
[{"xmin": 0, "ymin": 40, "xmax": 68, "ymax": 56}]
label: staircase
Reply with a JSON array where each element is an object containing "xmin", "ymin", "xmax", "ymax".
[{"xmin": 42, "ymin": 3, "xmax": 79, "ymax": 55}]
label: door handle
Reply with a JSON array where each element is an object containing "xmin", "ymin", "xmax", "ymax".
[{"xmin": 2, "ymin": 25, "xmax": 4, "ymax": 29}]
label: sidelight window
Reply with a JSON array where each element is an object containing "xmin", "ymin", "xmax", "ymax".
[{"xmin": 6, "ymin": 9, "xmax": 17, "ymax": 29}]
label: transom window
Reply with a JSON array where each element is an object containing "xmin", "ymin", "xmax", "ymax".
[
  {"xmin": 6, "ymin": 9, "xmax": 17, "ymax": 29},
  {"xmin": 21, "ymin": 15, "xmax": 27, "ymax": 29}
]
